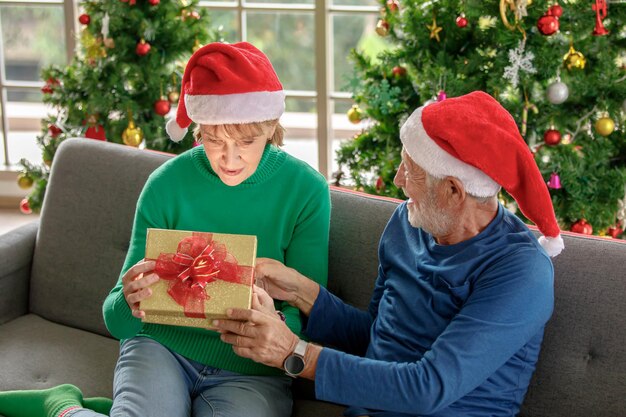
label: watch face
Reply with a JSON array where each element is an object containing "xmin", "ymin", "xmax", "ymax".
[{"xmin": 285, "ymin": 354, "xmax": 306, "ymax": 375}]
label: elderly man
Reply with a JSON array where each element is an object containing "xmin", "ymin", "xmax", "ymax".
[{"xmin": 214, "ymin": 91, "xmax": 564, "ymax": 417}]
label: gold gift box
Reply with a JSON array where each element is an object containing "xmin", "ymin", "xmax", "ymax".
[{"xmin": 140, "ymin": 228, "xmax": 256, "ymax": 329}]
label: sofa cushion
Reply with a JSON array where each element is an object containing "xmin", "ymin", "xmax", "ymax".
[
  {"xmin": 0, "ymin": 314, "xmax": 119, "ymax": 397},
  {"xmin": 328, "ymin": 188, "xmax": 399, "ymax": 310},
  {"xmin": 29, "ymin": 139, "xmax": 171, "ymax": 337},
  {"xmin": 521, "ymin": 233, "xmax": 626, "ymax": 417}
]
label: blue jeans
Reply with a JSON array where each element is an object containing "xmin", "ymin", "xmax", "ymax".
[{"xmin": 68, "ymin": 336, "xmax": 293, "ymax": 417}]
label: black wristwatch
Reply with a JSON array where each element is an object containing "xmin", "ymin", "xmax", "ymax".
[{"xmin": 283, "ymin": 339, "xmax": 308, "ymax": 377}]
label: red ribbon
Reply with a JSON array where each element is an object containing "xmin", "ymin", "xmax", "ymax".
[{"xmin": 153, "ymin": 233, "xmax": 252, "ymax": 318}]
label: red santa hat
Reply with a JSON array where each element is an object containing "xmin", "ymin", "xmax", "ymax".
[
  {"xmin": 166, "ymin": 42, "xmax": 285, "ymax": 142},
  {"xmin": 400, "ymin": 91, "xmax": 564, "ymax": 257}
]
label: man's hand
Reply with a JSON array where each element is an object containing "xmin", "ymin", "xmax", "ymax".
[
  {"xmin": 214, "ymin": 294, "xmax": 298, "ymax": 369},
  {"xmin": 255, "ymin": 258, "xmax": 320, "ymax": 315}
]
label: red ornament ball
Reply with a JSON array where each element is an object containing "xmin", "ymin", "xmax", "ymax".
[
  {"xmin": 537, "ymin": 14, "xmax": 559, "ymax": 36},
  {"xmin": 386, "ymin": 0, "xmax": 399, "ymax": 13},
  {"xmin": 608, "ymin": 225, "xmax": 623, "ymax": 239},
  {"xmin": 376, "ymin": 176, "xmax": 385, "ymax": 193},
  {"xmin": 85, "ymin": 124, "xmax": 106, "ymax": 141},
  {"xmin": 19, "ymin": 198, "xmax": 32, "ymax": 215},
  {"xmin": 154, "ymin": 99, "xmax": 171, "ymax": 116},
  {"xmin": 136, "ymin": 40, "xmax": 151, "ymax": 56},
  {"xmin": 392, "ymin": 66, "xmax": 407, "ymax": 77},
  {"xmin": 455, "ymin": 15, "xmax": 468, "ymax": 28},
  {"xmin": 78, "ymin": 14, "xmax": 91, "ymax": 25},
  {"xmin": 543, "ymin": 129, "xmax": 561, "ymax": 146},
  {"xmin": 48, "ymin": 124, "xmax": 62, "ymax": 138},
  {"xmin": 148, "ymin": 0, "xmax": 160, "ymax": 4},
  {"xmin": 571, "ymin": 219, "xmax": 593, "ymax": 235},
  {"xmin": 549, "ymin": 4, "xmax": 563, "ymax": 18}
]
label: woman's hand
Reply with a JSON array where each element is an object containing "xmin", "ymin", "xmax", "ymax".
[
  {"xmin": 121, "ymin": 259, "xmax": 159, "ymax": 319},
  {"xmin": 252, "ymin": 284, "xmax": 277, "ymax": 316}
]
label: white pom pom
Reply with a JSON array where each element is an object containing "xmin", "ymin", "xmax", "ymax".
[
  {"xmin": 166, "ymin": 118, "xmax": 188, "ymax": 143},
  {"xmin": 538, "ymin": 234, "xmax": 564, "ymax": 258}
]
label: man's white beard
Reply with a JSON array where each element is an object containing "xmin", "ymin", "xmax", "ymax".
[{"xmin": 407, "ymin": 192, "xmax": 455, "ymax": 237}]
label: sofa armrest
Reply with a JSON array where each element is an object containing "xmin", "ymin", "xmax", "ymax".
[{"xmin": 0, "ymin": 221, "xmax": 38, "ymax": 324}]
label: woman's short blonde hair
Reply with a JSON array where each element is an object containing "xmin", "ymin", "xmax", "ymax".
[{"xmin": 194, "ymin": 119, "xmax": 285, "ymax": 147}]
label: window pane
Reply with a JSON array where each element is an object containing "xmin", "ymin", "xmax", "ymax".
[
  {"xmin": 281, "ymin": 98, "xmax": 317, "ymax": 170},
  {"xmin": 332, "ymin": 13, "xmax": 393, "ymax": 92},
  {"xmin": 246, "ymin": 12, "xmax": 315, "ymax": 91},
  {"xmin": 1, "ymin": 5, "xmax": 66, "ymax": 82},
  {"xmin": 245, "ymin": 0, "xmax": 313, "ymax": 5},
  {"xmin": 332, "ymin": 0, "xmax": 379, "ymax": 7},
  {"xmin": 209, "ymin": 9, "xmax": 239, "ymax": 43},
  {"xmin": 6, "ymin": 89, "xmax": 46, "ymax": 166}
]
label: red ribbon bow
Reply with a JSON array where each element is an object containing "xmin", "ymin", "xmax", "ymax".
[{"xmin": 154, "ymin": 233, "xmax": 252, "ymax": 318}]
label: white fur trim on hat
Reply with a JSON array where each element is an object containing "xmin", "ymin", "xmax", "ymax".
[
  {"xmin": 166, "ymin": 118, "xmax": 188, "ymax": 142},
  {"xmin": 538, "ymin": 234, "xmax": 564, "ymax": 257},
  {"xmin": 186, "ymin": 90, "xmax": 286, "ymax": 125},
  {"xmin": 400, "ymin": 107, "xmax": 501, "ymax": 197}
]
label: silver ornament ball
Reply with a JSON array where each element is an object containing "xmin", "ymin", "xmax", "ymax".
[{"xmin": 547, "ymin": 81, "xmax": 569, "ymax": 104}]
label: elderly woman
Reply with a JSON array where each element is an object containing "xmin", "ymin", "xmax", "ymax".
[{"xmin": 0, "ymin": 42, "xmax": 330, "ymax": 417}]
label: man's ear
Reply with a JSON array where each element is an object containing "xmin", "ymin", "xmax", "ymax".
[{"xmin": 443, "ymin": 176, "xmax": 466, "ymax": 206}]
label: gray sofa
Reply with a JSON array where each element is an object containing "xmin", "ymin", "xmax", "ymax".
[{"xmin": 1, "ymin": 138, "xmax": 625, "ymax": 417}]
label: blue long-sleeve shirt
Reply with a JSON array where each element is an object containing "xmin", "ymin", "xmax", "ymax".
[{"xmin": 305, "ymin": 202, "xmax": 554, "ymax": 416}]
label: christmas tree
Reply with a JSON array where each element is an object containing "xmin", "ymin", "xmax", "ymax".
[
  {"xmin": 338, "ymin": 0, "xmax": 626, "ymax": 238},
  {"xmin": 17, "ymin": 0, "xmax": 216, "ymax": 213}
]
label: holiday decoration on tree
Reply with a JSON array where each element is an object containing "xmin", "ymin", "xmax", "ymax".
[
  {"xmin": 594, "ymin": 115, "xmax": 615, "ymax": 136},
  {"xmin": 347, "ymin": 104, "xmax": 364, "ymax": 124},
  {"xmin": 546, "ymin": 77, "xmax": 569, "ymax": 104},
  {"xmin": 17, "ymin": 174, "xmax": 33, "ymax": 190},
  {"xmin": 563, "ymin": 44, "xmax": 586, "ymax": 70},
  {"xmin": 592, "ymin": 0, "xmax": 609, "ymax": 36},
  {"xmin": 426, "ymin": 16, "xmax": 443, "ymax": 42},
  {"xmin": 154, "ymin": 97, "xmax": 171, "ymax": 116},
  {"xmin": 386, "ymin": 0, "xmax": 399, "ymax": 14},
  {"xmin": 339, "ymin": 0, "xmax": 626, "ymax": 238},
  {"xmin": 19, "ymin": 0, "xmax": 217, "ymax": 213},
  {"xmin": 503, "ymin": 38, "xmax": 536, "ymax": 88},
  {"xmin": 543, "ymin": 127, "xmax": 561, "ymax": 146},
  {"xmin": 122, "ymin": 111, "xmax": 144, "ymax": 147},
  {"xmin": 376, "ymin": 19, "xmax": 390, "ymax": 36},
  {"xmin": 536, "ymin": 6, "xmax": 559, "ymax": 36},
  {"xmin": 570, "ymin": 219, "xmax": 593, "ymax": 235},
  {"xmin": 19, "ymin": 198, "xmax": 32, "ymax": 215},
  {"xmin": 546, "ymin": 172, "xmax": 562, "ymax": 189},
  {"xmin": 136, "ymin": 39, "xmax": 151, "ymax": 56},
  {"xmin": 456, "ymin": 14, "xmax": 468, "ymax": 28}
]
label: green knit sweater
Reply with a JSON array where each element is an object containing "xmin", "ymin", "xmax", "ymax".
[{"xmin": 103, "ymin": 144, "xmax": 330, "ymax": 376}]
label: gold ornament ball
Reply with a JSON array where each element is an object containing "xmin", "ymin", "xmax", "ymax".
[
  {"xmin": 347, "ymin": 105, "xmax": 364, "ymax": 124},
  {"xmin": 168, "ymin": 91, "xmax": 180, "ymax": 103},
  {"xmin": 376, "ymin": 19, "xmax": 390, "ymax": 37},
  {"xmin": 122, "ymin": 121, "xmax": 144, "ymax": 147},
  {"xmin": 595, "ymin": 116, "xmax": 615, "ymax": 137},
  {"xmin": 563, "ymin": 46, "xmax": 586, "ymax": 70},
  {"xmin": 17, "ymin": 173, "xmax": 34, "ymax": 189}
]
